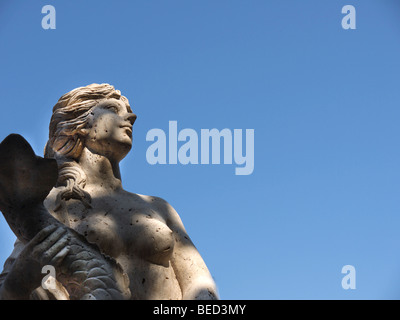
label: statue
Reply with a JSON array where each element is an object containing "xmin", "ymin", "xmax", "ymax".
[{"xmin": 0, "ymin": 83, "xmax": 219, "ymax": 300}]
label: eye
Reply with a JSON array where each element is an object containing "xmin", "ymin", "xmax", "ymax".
[{"xmin": 105, "ymin": 105, "xmax": 119, "ymax": 113}]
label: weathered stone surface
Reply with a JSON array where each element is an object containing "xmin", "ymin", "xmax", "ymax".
[{"xmin": 0, "ymin": 84, "xmax": 218, "ymax": 300}]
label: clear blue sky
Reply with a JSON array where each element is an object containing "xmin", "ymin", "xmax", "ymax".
[{"xmin": 1, "ymin": 0, "xmax": 400, "ymax": 299}]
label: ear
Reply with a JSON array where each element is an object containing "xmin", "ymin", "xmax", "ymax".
[{"xmin": 78, "ymin": 128, "xmax": 89, "ymax": 136}]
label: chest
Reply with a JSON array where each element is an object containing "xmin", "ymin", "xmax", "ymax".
[{"xmin": 64, "ymin": 199, "xmax": 175, "ymax": 265}]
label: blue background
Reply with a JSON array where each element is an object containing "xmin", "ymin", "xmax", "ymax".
[{"xmin": 1, "ymin": 0, "xmax": 400, "ymax": 299}]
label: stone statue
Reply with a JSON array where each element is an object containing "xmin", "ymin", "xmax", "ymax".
[{"xmin": 0, "ymin": 83, "xmax": 219, "ymax": 300}]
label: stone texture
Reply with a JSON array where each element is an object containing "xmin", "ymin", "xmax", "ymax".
[{"xmin": 0, "ymin": 84, "xmax": 218, "ymax": 300}]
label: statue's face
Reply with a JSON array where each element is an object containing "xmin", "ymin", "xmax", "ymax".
[{"xmin": 83, "ymin": 98, "xmax": 137, "ymax": 161}]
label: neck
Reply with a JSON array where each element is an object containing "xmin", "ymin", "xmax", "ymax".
[{"xmin": 77, "ymin": 148, "xmax": 123, "ymax": 192}]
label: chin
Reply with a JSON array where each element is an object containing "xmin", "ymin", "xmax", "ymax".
[{"xmin": 116, "ymin": 140, "xmax": 132, "ymax": 159}]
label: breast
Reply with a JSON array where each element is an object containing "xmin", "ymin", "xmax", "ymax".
[
  {"xmin": 127, "ymin": 213, "xmax": 175, "ymax": 267},
  {"xmin": 65, "ymin": 199, "xmax": 176, "ymax": 268},
  {"xmin": 75, "ymin": 213, "xmax": 126, "ymax": 258}
]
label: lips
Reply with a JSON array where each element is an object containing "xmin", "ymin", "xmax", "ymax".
[
  {"xmin": 124, "ymin": 127, "xmax": 132, "ymax": 138},
  {"xmin": 120, "ymin": 124, "xmax": 133, "ymax": 138}
]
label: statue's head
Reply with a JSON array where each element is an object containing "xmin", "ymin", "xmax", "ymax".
[{"xmin": 46, "ymin": 83, "xmax": 136, "ymax": 162}]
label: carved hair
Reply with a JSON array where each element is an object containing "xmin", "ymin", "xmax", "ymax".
[{"xmin": 44, "ymin": 83, "xmax": 131, "ymax": 208}]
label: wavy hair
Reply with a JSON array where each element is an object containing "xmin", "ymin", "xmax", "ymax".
[{"xmin": 44, "ymin": 83, "xmax": 132, "ymax": 209}]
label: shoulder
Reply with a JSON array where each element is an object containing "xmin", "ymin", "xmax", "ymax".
[
  {"xmin": 44, "ymin": 187, "xmax": 60, "ymax": 210},
  {"xmin": 135, "ymin": 193, "xmax": 183, "ymax": 225},
  {"xmin": 137, "ymin": 194, "xmax": 175, "ymax": 213},
  {"xmin": 43, "ymin": 186, "xmax": 70, "ymax": 225},
  {"xmin": 131, "ymin": 192, "xmax": 166, "ymax": 207}
]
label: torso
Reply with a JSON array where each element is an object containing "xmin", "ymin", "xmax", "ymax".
[{"xmin": 45, "ymin": 188, "xmax": 182, "ymax": 300}]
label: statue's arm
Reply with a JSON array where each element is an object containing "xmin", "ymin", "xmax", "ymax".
[
  {"xmin": 153, "ymin": 197, "xmax": 219, "ymax": 300},
  {"xmin": 0, "ymin": 226, "xmax": 70, "ymax": 300},
  {"xmin": 0, "ymin": 239, "xmax": 31, "ymax": 299},
  {"xmin": 0, "ymin": 240, "xmax": 53, "ymax": 300}
]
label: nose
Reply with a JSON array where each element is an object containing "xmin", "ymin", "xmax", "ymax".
[{"xmin": 124, "ymin": 113, "xmax": 137, "ymax": 125}]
